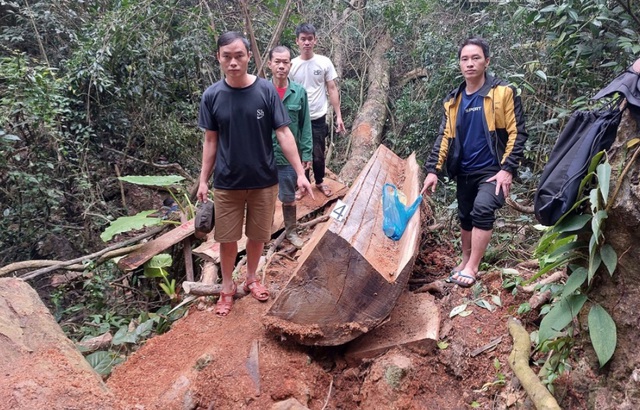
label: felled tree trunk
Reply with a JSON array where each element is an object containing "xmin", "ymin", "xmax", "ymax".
[
  {"xmin": 586, "ymin": 107, "xmax": 640, "ymax": 408},
  {"xmin": 264, "ymin": 145, "xmax": 422, "ymax": 346},
  {"xmin": 0, "ymin": 278, "xmax": 117, "ymax": 409},
  {"xmin": 338, "ymin": 30, "xmax": 391, "ymax": 186}
]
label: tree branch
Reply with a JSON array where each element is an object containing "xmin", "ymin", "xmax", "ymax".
[{"xmin": 19, "ymin": 226, "xmax": 166, "ymax": 281}]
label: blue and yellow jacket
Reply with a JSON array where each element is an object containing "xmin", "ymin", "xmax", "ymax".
[{"xmin": 424, "ymin": 74, "xmax": 528, "ymax": 177}]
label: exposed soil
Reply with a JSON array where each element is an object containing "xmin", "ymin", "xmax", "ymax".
[
  {"xmin": 103, "ymin": 231, "xmax": 590, "ymax": 410},
  {"xmin": 2, "ymin": 190, "xmax": 593, "ymax": 409}
]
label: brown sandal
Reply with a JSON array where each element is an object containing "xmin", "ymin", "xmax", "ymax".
[
  {"xmin": 316, "ymin": 184, "xmax": 333, "ymax": 197},
  {"xmin": 215, "ymin": 283, "xmax": 237, "ymax": 317},
  {"xmin": 243, "ymin": 278, "xmax": 270, "ymax": 302}
]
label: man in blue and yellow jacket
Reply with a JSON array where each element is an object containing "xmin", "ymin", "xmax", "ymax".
[{"xmin": 421, "ymin": 37, "xmax": 528, "ymax": 288}]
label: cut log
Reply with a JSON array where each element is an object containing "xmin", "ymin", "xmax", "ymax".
[
  {"xmin": 344, "ymin": 291, "xmax": 440, "ymax": 365},
  {"xmin": 0, "ymin": 278, "xmax": 117, "ymax": 409},
  {"xmin": 264, "ymin": 144, "xmax": 422, "ymax": 346},
  {"xmin": 117, "ymin": 220, "xmax": 195, "ymax": 271}
]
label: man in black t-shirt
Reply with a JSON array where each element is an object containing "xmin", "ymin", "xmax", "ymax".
[{"xmin": 197, "ymin": 32, "xmax": 313, "ymax": 317}]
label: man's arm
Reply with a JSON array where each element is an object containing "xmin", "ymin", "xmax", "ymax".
[
  {"xmin": 490, "ymin": 85, "xmax": 528, "ymax": 197},
  {"xmin": 326, "ymin": 79, "xmax": 346, "ymax": 133},
  {"xmin": 197, "ymin": 130, "xmax": 218, "ymax": 202},
  {"xmin": 276, "ymin": 125, "xmax": 314, "ymax": 198}
]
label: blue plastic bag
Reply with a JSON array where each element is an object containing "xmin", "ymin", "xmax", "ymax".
[{"xmin": 382, "ymin": 183, "xmax": 422, "ymax": 241}]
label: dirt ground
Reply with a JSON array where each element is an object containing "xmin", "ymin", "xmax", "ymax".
[
  {"xmin": 1, "ymin": 184, "xmax": 592, "ymax": 410},
  {"xmin": 102, "ymin": 231, "xmax": 590, "ymax": 410}
]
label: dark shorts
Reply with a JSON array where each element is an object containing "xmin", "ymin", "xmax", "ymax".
[
  {"xmin": 213, "ymin": 185, "xmax": 278, "ymax": 243},
  {"xmin": 277, "ymin": 165, "xmax": 297, "ymax": 204},
  {"xmin": 456, "ymin": 167, "xmax": 505, "ymax": 231}
]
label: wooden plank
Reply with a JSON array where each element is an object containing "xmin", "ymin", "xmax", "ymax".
[
  {"xmin": 344, "ymin": 291, "xmax": 440, "ymax": 365},
  {"xmin": 192, "ymin": 234, "xmax": 247, "ymax": 265},
  {"xmin": 264, "ymin": 145, "xmax": 422, "ymax": 346},
  {"xmin": 117, "ymin": 220, "xmax": 195, "ymax": 272}
]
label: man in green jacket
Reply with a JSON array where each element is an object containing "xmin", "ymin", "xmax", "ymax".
[
  {"xmin": 268, "ymin": 45, "xmax": 313, "ymax": 248},
  {"xmin": 421, "ymin": 37, "xmax": 528, "ymax": 288}
]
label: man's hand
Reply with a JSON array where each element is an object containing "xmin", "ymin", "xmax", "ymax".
[
  {"xmin": 420, "ymin": 173, "xmax": 438, "ymax": 196},
  {"xmin": 302, "ymin": 161, "xmax": 311, "ymax": 170},
  {"xmin": 335, "ymin": 118, "xmax": 346, "ymax": 134},
  {"xmin": 197, "ymin": 181, "xmax": 210, "ymax": 202},
  {"xmin": 297, "ymin": 174, "xmax": 315, "ymax": 200},
  {"xmin": 486, "ymin": 170, "xmax": 513, "ymax": 197}
]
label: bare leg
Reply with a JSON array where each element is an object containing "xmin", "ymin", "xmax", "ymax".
[
  {"xmin": 243, "ymin": 238, "xmax": 270, "ymax": 301},
  {"xmin": 245, "ymin": 238, "xmax": 264, "ymax": 283},
  {"xmin": 219, "ymin": 242, "xmax": 238, "ymax": 293},
  {"xmin": 453, "ymin": 227, "xmax": 493, "ymax": 285},
  {"xmin": 454, "ymin": 229, "xmax": 472, "ymax": 272}
]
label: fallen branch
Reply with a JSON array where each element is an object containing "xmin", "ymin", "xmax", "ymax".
[
  {"xmin": 521, "ymin": 270, "xmax": 567, "ymax": 293},
  {"xmin": 506, "ymin": 197, "xmax": 534, "ymax": 214},
  {"xmin": 1, "ymin": 260, "xmax": 85, "ymax": 277},
  {"xmin": 299, "ymin": 214, "xmax": 330, "ymax": 229},
  {"xmin": 470, "ymin": 335, "xmax": 503, "ymax": 357},
  {"xmin": 76, "ymin": 332, "xmax": 113, "ymax": 353},
  {"xmin": 529, "ymin": 290, "xmax": 552, "ymax": 310},
  {"xmin": 260, "ymin": 214, "xmax": 330, "ymax": 280},
  {"xmin": 413, "ymin": 280, "xmax": 447, "ymax": 294},
  {"xmin": 398, "ymin": 67, "xmax": 429, "ymax": 88},
  {"xmin": 0, "ymin": 246, "xmax": 143, "ymax": 278},
  {"xmin": 182, "ymin": 281, "xmax": 248, "ymax": 298},
  {"xmin": 507, "ymin": 317, "xmax": 561, "ymax": 410},
  {"xmin": 516, "ymin": 259, "xmax": 540, "ymax": 271},
  {"xmin": 183, "ymin": 282, "xmax": 222, "ymax": 296},
  {"xmin": 19, "ymin": 225, "xmax": 166, "ymax": 281}
]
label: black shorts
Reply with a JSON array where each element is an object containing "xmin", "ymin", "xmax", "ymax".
[{"xmin": 456, "ymin": 167, "xmax": 505, "ymax": 231}]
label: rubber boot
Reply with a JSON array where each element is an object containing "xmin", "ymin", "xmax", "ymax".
[{"xmin": 283, "ymin": 204, "xmax": 304, "ymax": 249}]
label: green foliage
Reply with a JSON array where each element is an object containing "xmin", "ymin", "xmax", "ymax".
[
  {"xmin": 533, "ymin": 152, "xmax": 619, "ymax": 377},
  {"xmin": 100, "ymin": 210, "xmax": 162, "ymax": 242},
  {"xmin": 85, "ymin": 351, "xmax": 124, "ymax": 376},
  {"xmin": 144, "ymin": 254, "xmax": 177, "ymax": 299},
  {"xmin": 588, "ymin": 303, "xmax": 617, "ymax": 367},
  {"xmin": 118, "ymin": 175, "xmax": 185, "ymax": 186}
]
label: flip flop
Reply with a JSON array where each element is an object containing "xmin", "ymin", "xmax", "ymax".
[
  {"xmin": 447, "ymin": 272, "xmax": 477, "ymax": 288},
  {"xmin": 316, "ymin": 183, "xmax": 333, "ymax": 197},
  {"xmin": 215, "ymin": 283, "xmax": 237, "ymax": 317},
  {"xmin": 243, "ymin": 278, "xmax": 270, "ymax": 302}
]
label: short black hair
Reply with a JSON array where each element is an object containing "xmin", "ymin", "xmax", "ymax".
[
  {"xmin": 217, "ymin": 31, "xmax": 251, "ymax": 53},
  {"xmin": 458, "ymin": 37, "xmax": 490, "ymax": 59},
  {"xmin": 268, "ymin": 45, "xmax": 291, "ymax": 60},
  {"xmin": 295, "ymin": 23, "xmax": 316, "ymax": 38}
]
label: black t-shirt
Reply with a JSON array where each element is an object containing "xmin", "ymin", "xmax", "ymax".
[{"xmin": 198, "ymin": 77, "xmax": 291, "ymax": 189}]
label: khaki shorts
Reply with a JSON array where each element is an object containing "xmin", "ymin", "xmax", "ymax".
[{"xmin": 213, "ymin": 185, "xmax": 278, "ymax": 243}]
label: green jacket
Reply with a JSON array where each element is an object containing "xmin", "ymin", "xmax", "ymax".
[{"xmin": 272, "ymin": 80, "xmax": 312, "ymax": 165}]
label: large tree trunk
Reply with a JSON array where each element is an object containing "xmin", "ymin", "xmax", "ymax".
[
  {"xmin": 585, "ymin": 107, "xmax": 640, "ymax": 408},
  {"xmin": 0, "ymin": 278, "xmax": 117, "ymax": 409},
  {"xmin": 338, "ymin": 30, "xmax": 391, "ymax": 185},
  {"xmin": 264, "ymin": 145, "xmax": 422, "ymax": 346}
]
